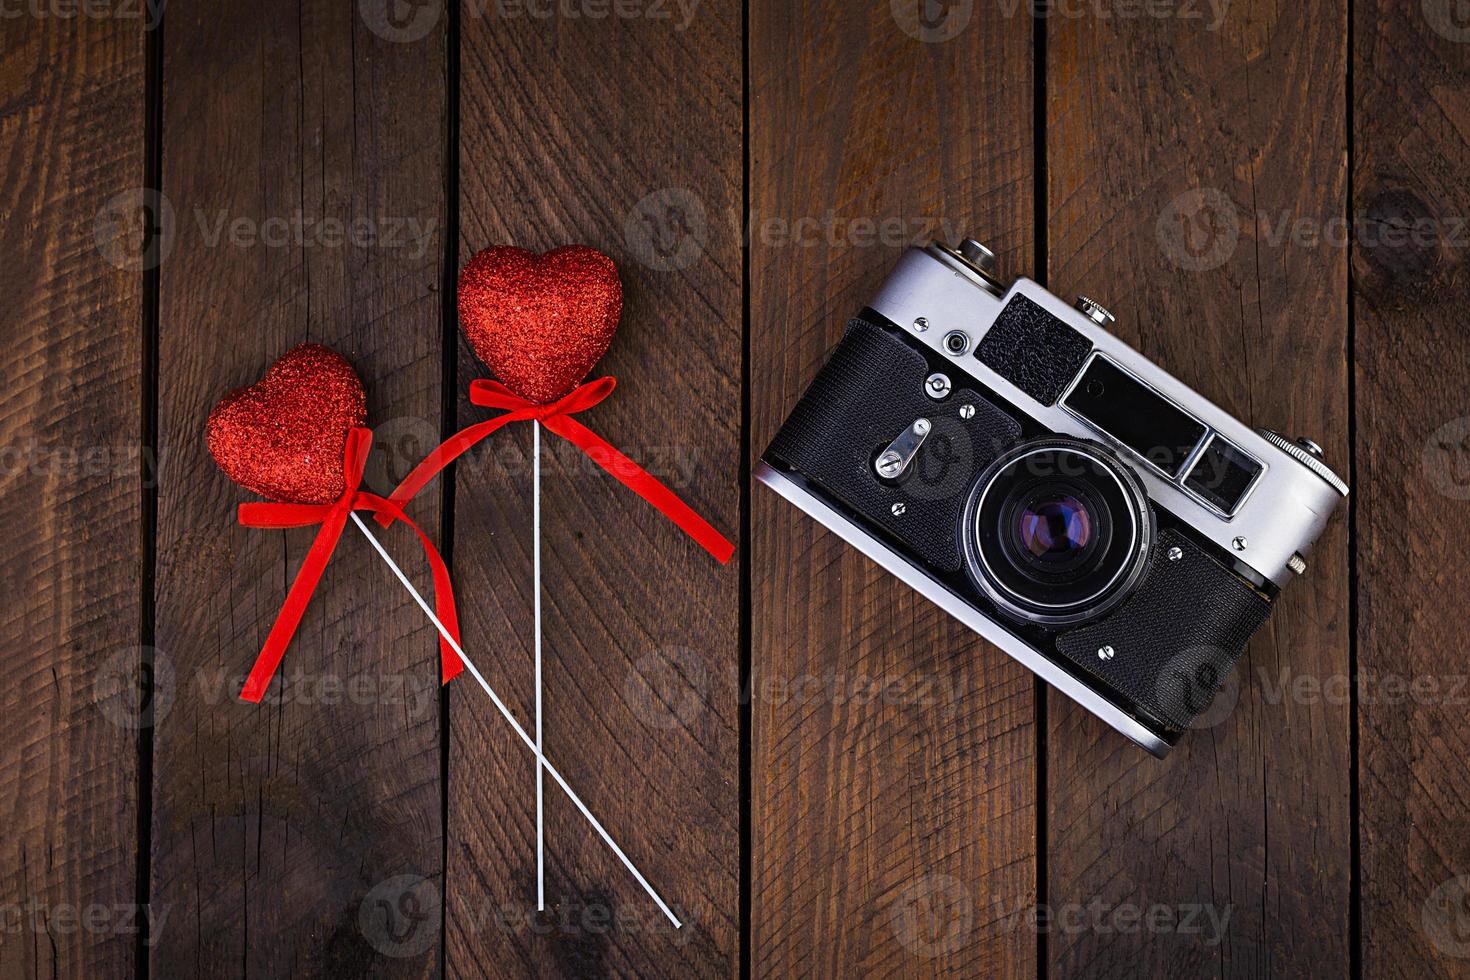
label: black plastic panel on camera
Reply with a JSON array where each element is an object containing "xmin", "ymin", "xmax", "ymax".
[
  {"xmin": 1055, "ymin": 527, "xmax": 1271, "ymax": 733},
  {"xmin": 975, "ymin": 294, "xmax": 1093, "ymax": 406},
  {"xmin": 765, "ymin": 314, "xmax": 1022, "ymax": 573}
]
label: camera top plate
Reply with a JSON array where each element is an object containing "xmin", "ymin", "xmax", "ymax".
[{"xmin": 867, "ymin": 244, "xmax": 1345, "ymax": 587}]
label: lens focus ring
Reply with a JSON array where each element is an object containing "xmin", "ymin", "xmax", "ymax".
[{"xmin": 961, "ymin": 436, "xmax": 1154, "ymax": 626}]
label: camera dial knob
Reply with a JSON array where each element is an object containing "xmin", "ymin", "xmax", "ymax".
[
  {"xmin": 959, "ymin": 239, "xmax": 998, "ymax": 272},
  {"xmin": 1257, "ymin": 429, "xmax": 1350, "ymax": 497},
  {"xmin": 1076, "ymin": 296, "xmax": 1115, "ymax": 326}
]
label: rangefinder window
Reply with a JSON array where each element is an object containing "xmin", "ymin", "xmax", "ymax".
[
  {"xmin": 1063, "ymin": 354, "xmax": 1206, "ymax": 478},
  {"xmin": 1184, "ymin": 435, "xmax": 1264, "ymax": 514}
]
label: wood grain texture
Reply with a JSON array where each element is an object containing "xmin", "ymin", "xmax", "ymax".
[
  {"xmin": 0, "ymin": 12, "xmax": 145, "ymax": 980},
  {"xmin": 152, "ymin": 0, "xmax": 447, "ymax": 974},
  {"xmin": 749, "ymin": 4, "xmax": 1036, "ymax": 976},
  {"xmin": 448, "ymin": 1, "xmax": 741, "ymax": 975},
  {"xmin": 1354, "ymin": 3, "xmax": 1470, "ymax": 976},
  {"xmin": 1045, "ymin": 4, "xmax": 1350, "ymax": 977}
]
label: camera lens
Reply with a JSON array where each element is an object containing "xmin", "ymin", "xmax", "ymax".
[
  {"xmin": 1018, "ymin": 493, "xmax": 1093, "ymax": 560},
  {"xmin": 961, "ymin": 437, "xmax": 1153, "ymax": 626}
]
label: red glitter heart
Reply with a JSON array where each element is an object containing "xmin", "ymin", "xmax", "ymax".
[
  {"xmin": 207, "ymin": 344, "xmax": 367, "ymax": 504},
  {"xmin": 458, "ymin": 245, "xmax": 623, "ymax": 404}
]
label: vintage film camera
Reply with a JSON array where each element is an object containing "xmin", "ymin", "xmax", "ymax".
[{"xmin": 757, "ymin": 239, "xmax": 1348, "ymax": 755}]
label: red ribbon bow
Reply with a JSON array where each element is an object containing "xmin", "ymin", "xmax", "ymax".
[
  {"xmin": 236, "ymin": 427, "xmax": 465, "ymax": 703},
  {"xmin": 379, "ymin": 378, "xmax": 735, "ymax": 564}
]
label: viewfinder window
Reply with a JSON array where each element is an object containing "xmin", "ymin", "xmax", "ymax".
[{"xmin": 1062, "ymin": 356, "xmax": 1206, "ymax": 477}]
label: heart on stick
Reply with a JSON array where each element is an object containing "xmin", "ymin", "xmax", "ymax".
[
  {"xmin": 458, "ymin": 245, "xmax": 623, "ymax": 404},
  {"xmin": 206, "ymin": 343, "xmax": 367, "ymax": 504}
]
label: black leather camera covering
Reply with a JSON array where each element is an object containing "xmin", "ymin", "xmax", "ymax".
[
  {"xmin": 975, "ymin": 294, "xmax": 1092, "ymax": 406},
  {"xmin": 766, "ymin": 314, "xmax": 1022, "ymax": 572},
  {"xmin": 1055, "ymin": 528, "xmax": 1271, "ymax": 733}
]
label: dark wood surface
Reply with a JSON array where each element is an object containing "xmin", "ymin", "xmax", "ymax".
[
  {"xmin": 1355, "ymin": 3, "xmax": 1470, "ymax": 978},
  {"xmin": 0, "ymin": 10, "xmax": 144, "ymax": 979},
  {"xmin": 3, "ymin": 1, "xmax": 1469, "ymax": 977}
]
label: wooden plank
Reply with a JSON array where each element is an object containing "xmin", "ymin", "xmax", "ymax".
[
  {"xmin": 1045, "ymin": 6, "xmax": 1351, "ymax": 977},
  {"xmin": 0, "ymin": 12, "xmax": 145, "ymax": 980},
  {"xmin": 448, "ymin": 1, "xmax": 741, "ymax": 975},
  {"xmin": 151, "ymin": 1, "xmax": 447, "ymax": 974},
  {"xmin": 1354, "ymin": 3, "xmax": 1470, "ymax": 975},
  {"xmin": 749, "ymin": 5, "xmax": 1036, "ymax": 977}
]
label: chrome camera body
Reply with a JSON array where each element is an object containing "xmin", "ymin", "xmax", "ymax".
[{"xmin": 757, "ymin": 239, "xmax": 1348, "ymax": 756}]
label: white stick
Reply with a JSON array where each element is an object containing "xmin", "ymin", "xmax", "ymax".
[
  {"xmin": 349, "ymin": 512, "xmax": 681, "ymax": 928},
  {"xmin": 533, "ymin": 420, "xmax": 544, "ymax": 913}
]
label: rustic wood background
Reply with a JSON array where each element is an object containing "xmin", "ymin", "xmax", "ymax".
[{"xmin": 2, "ymin": 0, "xmax": 1468, "ymax": 977}]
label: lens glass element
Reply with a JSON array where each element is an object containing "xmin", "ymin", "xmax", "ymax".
[
  {"xmin": 962, "ymin": 439, "xmax": 1152, "ymax": 626},
  {"xmin": 1018, "ymin": 494, "xmax": 1092, "ymax": 559}
]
